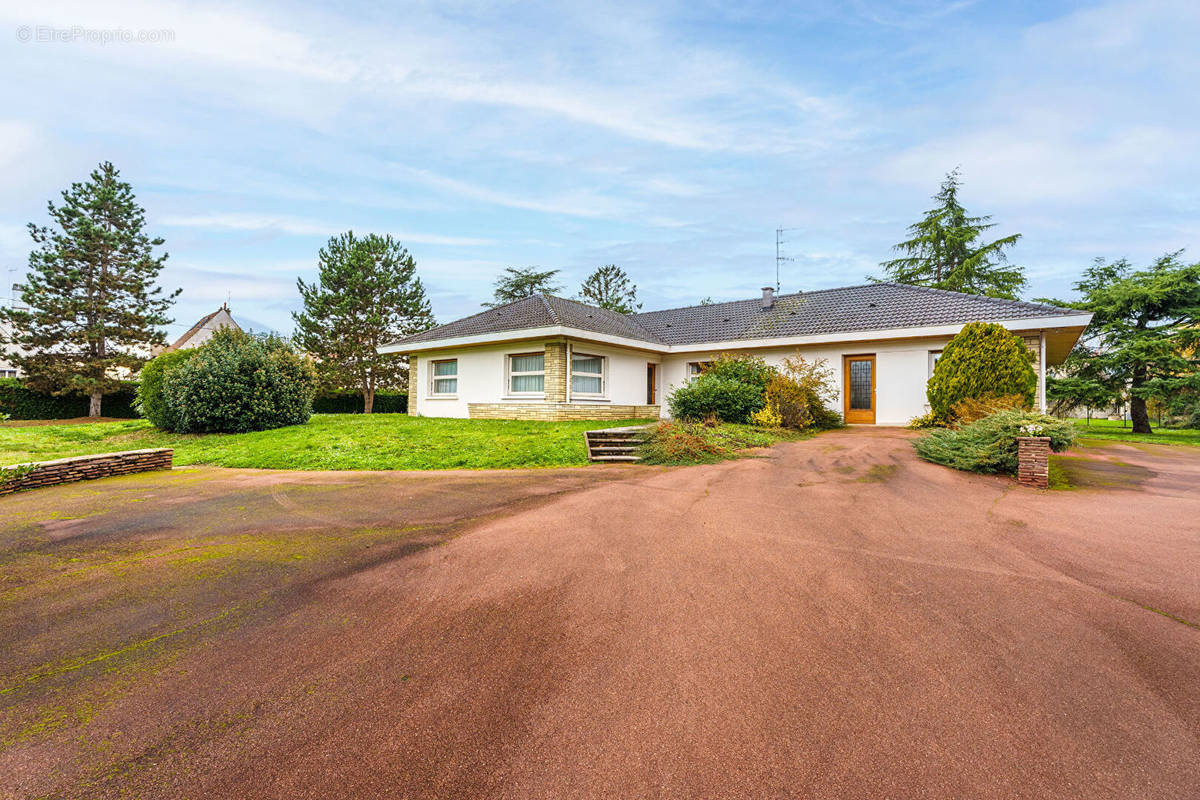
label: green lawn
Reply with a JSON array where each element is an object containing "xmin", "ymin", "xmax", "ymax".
[
  {"xmin": 1071, "ymin": 418, "xmax": 1200, "ymax": 447},
  {"xmin": 0, "ymin": 414, "xmax": 659, "ymax": 470}
]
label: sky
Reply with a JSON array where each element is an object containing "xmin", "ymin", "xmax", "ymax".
[{"xmin": 1, "ymin": 0, "xmax": 1197, "ymax": 339}]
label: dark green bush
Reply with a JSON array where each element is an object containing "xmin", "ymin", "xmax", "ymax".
[
  {"xmin": 702, "ymin": 354, "xmax": 777, "ymax": 394},
  {"xmin": 161, "ymin": 329, "xmax": 316, "ymax": 433},
  {"xmin": 0, "ymin": 378, "xmax": 138, "ymax": 420},
  {"xmin": 667, "ymin": 354, "xmax": 776, "ymax": 423},
  {"xmin": 311, "ymin": 393, "xmax": 408, "ymax": 414},
  {"xmin": 914, "ymin": 409, "xmax": 1075, "ymax": 474},
  {"xmin": 667, "ymin": 375, "xmax": 767, "ymax": 423},
  {"xmin": 136, "ymin": 349, "xmax": 196, "ymax": 429},
  {"xmin": 927, "ymin": 322, "xmax": 1036, "ymax": 421}
]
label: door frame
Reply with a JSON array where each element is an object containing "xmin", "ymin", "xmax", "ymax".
[
  {"xmin": 842, "ymin": 354, "xmax": 877, "ymax": 424},
  {"xmin": 646, "ymin": 363, "xmax": 658, "ymax": 405}
]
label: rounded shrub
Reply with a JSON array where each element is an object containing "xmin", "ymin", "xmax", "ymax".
[
  {"xmin": 667, "ymin": 375, "xmax": 767, "ymax": 423},
  {"xmin": 160, "ymin": 328, "xmax": 316, "ymax": 433},
  {"xmin": 136, "ymin": 348, "xmax": 196, "ymax": 429},
  {"xmin": 667, "ymin": 354, "xmax": 776, "ymax": 424},
  {"xmin": 927, "ymin": 322, "xmax": 1036, "ymax": 421}
]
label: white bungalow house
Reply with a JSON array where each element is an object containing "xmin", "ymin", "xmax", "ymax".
[{"xmin": 379, "ymin": 284, "xmax": 1092, "ymax": 425}]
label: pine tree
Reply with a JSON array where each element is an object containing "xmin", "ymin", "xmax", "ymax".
[
  {"xmin": 293, "ymin": 232, "xmax": 435, "ymax": 413},
  {"xmin": 1049, "ymin": 253, "xmax": 1200, "ymax": 434},
  {"xmin": 0, "ymin": 162, "xmax": 178, "ymax": 417},
  {"xmin": 579, "ymin": 264, "xmax": 641, "ymax": 313},
  {"xmin": 876, "ymin": 169, "xmax": 1026, "ymax": 299},
  {"xmin": 484, "ymin": 267, "xmax": 561, "ymax": 307}
]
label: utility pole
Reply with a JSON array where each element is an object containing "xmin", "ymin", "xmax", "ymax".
[{"xmin": 775, "ymin": 227, "xmax": 795, "ymax": 293}]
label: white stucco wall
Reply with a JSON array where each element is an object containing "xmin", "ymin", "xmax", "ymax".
[
  {"xmin": 412, "ymin": 338, "xmax": 661, "ymax": 418},
  {"xmin": 660, "ymin": 336, "xmax": 957, "ymax": 425}
]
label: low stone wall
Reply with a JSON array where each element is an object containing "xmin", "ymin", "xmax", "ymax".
[
  {"xmin": 0, "ymin": 449, "xmax": 174, "ymax": 495},
  {"xmin": 1016, "ymin": 436, "xmax": 1050, "ymax": 489},
  {"xmin": 468, "ymin": 403, "xmax": 660, "ymax": 421}
]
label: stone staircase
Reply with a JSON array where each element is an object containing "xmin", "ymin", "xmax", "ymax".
[{"xmin": 585, "ymin": 426, "xmax": 650, "ymax": 463}]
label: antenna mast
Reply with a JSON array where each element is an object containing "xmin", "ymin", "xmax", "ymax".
[{"xmin": 775, "ymin": 227, "xmax": 795, "ymax": 292}]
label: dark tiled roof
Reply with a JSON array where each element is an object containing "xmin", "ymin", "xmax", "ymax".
[
  {"xmin": 396, "ymin": 295, "xmax": 665, "ymax": 346},
  {"xmin": 389, "ymin": 284, "xmax": 1080, "ymax": 349},
  {"xmin": 633, "ymin": 283, "xmax": 1079, "ymax": 345}
]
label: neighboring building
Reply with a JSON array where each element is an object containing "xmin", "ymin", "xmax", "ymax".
[
  {"xmin": 379, "ymin": 283, "xmax": 1092, "ymax": 425},
  {"xmin": 161, "ymin": 304, "xmax": 241, "ymax": 353},
  {"xmin": 0, "ymin": 318, "xmax": 21, "ymax": 378}
]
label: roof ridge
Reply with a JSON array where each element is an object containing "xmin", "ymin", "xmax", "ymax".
[
  {"xmin": 538, "ymin": 294, "xmax": 560, "ymax": 324},
  {"xmin": 546, "ymin": 294, "xmax": 667, "ymax": 344}
]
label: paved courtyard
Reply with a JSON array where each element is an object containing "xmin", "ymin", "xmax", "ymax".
[{"xmin": 1, "ymin": 429, "xmax": 1198, "ymax": 799}]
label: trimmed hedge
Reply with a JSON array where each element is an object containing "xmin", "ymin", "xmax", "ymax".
[
  {"xmin": 0, "ymin": 378, "xmax": 138, "ymax": 420},
  {"xmin": 312, "ymin": 393, "xmax": 408, "ymax": 414}
]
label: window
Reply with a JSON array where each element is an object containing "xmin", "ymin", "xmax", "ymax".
[
  {"xmin": 0, "ymin": 369, "xmax": 16, "ymax": 378},
  {"xmin": 508, "ymin": 352, "xmax": 545, "ymax": 394},
  {"xmin": 430, "ymin": 359, "xmax": 457, "ymax": 395},
  {"xmin": 928, "ymin": 350, "xmax": 942, "ymax": 377},
  {"xmin": 687, "ymin": 361, "xmax": 712, "ymax": 379},
  {"xmin": 571, "ymin": 353, "xmax": 605, "ymax": 396}
]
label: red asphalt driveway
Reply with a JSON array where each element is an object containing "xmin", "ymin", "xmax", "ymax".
[{"xmin": 2, "ymin": 428, "xmax": 1198, "ymax": 799}]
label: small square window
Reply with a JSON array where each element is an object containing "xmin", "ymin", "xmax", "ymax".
[{"xmin": 431, "ymin": 359, "xmax": 457, "ymax": 395}]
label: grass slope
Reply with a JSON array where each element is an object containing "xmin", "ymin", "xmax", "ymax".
[
  {"xmin": 0, "ymin": 414, "xmax": 657, "ymax": 470},
  {"xmin": 1071, "ymin": 418, "xmax": 1200, "ymax": 447}
]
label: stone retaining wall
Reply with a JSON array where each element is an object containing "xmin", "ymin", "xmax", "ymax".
[
  {"xmin": 1016, "ymin": 436, "xmax": 1050, "ymax": 489},
  {"xmin": 0, "ymin": 449, "xmax": 174, "ymax": 495},
  {"xmin": 468, "ymin": 403, "xmax": 659, "ymax": 421}
]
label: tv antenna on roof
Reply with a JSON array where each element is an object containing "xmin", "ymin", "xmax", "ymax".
[{"xmin": 775, "ymin": 227, "xmax": 795, "ymax": 293}]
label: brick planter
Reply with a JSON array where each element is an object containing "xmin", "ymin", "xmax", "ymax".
[
  {"xmin": 0, "ymin": 448, "xmax": 173, "ymax": 495},
  {"xmin": 1016, "ymin": 436, "xmax": 1051, "ymax": 489}
]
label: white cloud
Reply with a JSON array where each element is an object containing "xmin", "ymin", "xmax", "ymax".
[{"xmin": 159, "ymin": 213, "xmax": 495, "ymax": 246}]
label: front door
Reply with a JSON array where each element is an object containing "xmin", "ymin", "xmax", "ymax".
[
  {"xmin": 647, "ymin": 364, "xmax": 658, "ymax": 404},
  {"xmin": 843, "ymin": 355, "xmax": 876, "ymax": 424}
]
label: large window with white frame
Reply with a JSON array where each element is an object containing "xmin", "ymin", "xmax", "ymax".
[
  {"xmin": 571, "ymin": 352, "xmax": 605, "ymax": 397},
  {"xmin": 430, "ymin": 359, "xmax": 458, "ymax": 396},
  {"xmin": 508, "ymin": 352, "xmax": 545, "ymax": 395}
]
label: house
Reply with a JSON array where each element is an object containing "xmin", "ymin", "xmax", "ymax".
[
  {"xmin": 160, "ymin": 304, "xmax": 241, "ymax": 354},
  {"xmin": 378, "ymin": 284, "xmax": 1092, "ymax": 425}
]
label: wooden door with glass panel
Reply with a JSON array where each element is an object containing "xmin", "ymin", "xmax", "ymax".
[{"xmin": 843, "ymin": 355, "xmax": 876, "ymax": 424}]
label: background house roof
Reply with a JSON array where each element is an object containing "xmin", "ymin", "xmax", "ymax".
[{"xmin": 390, "ymin": 283, "xmax": 1081, "ymax": 349}]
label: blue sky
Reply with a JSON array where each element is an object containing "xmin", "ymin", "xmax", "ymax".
[{"xmin": 1, "ymin": 0, "xmax": 1197, "ymax": 338}]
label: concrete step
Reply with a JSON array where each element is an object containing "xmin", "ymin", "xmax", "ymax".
[{"xmin": 589, "ymin": 454, "xmax": 641, "ymax": 462}]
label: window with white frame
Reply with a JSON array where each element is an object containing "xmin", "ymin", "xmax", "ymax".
[
  {"xmin": 508, "ymin": 352, "xmax": 545, "ymax": 394},
  {"xmin": 928, "ymin": 350, "xmax": 943, "ymax": 377},
  {"xmin": 571, "ymin": 353, "xmax": 605, "ymax": 396},
  {"xmin": 430, "ymin": 359, "xmax": 458, "ymax": 395},
  {"xmin": 687, "ymin": 361, "xmax": 711, "ymax": 379}
]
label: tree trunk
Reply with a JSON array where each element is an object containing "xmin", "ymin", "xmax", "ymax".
[
  {"xmin": 1129, "ymin": 395, "xmax": 1152, "ymax": 434},
  {"xmin": 88, "ymin": 389, "xmax": 102, "ymax": 418},
  {"xmin": 363, "ymin": 387, "xmax": 374, "ymax": 414}
]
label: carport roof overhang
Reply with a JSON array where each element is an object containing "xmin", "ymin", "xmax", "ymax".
[{"xmin": 377, "ymin": 313, "xmax": 1093, "ymax": 365}]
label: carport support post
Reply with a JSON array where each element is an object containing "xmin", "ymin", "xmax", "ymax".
[
  {"xmin": 1038, "ymin": 331, "xmax": 1047, "ymax": 412},
  {"xmin": 1017, "ymin": 436, "xmax": 1051, "ymax": 489}
]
